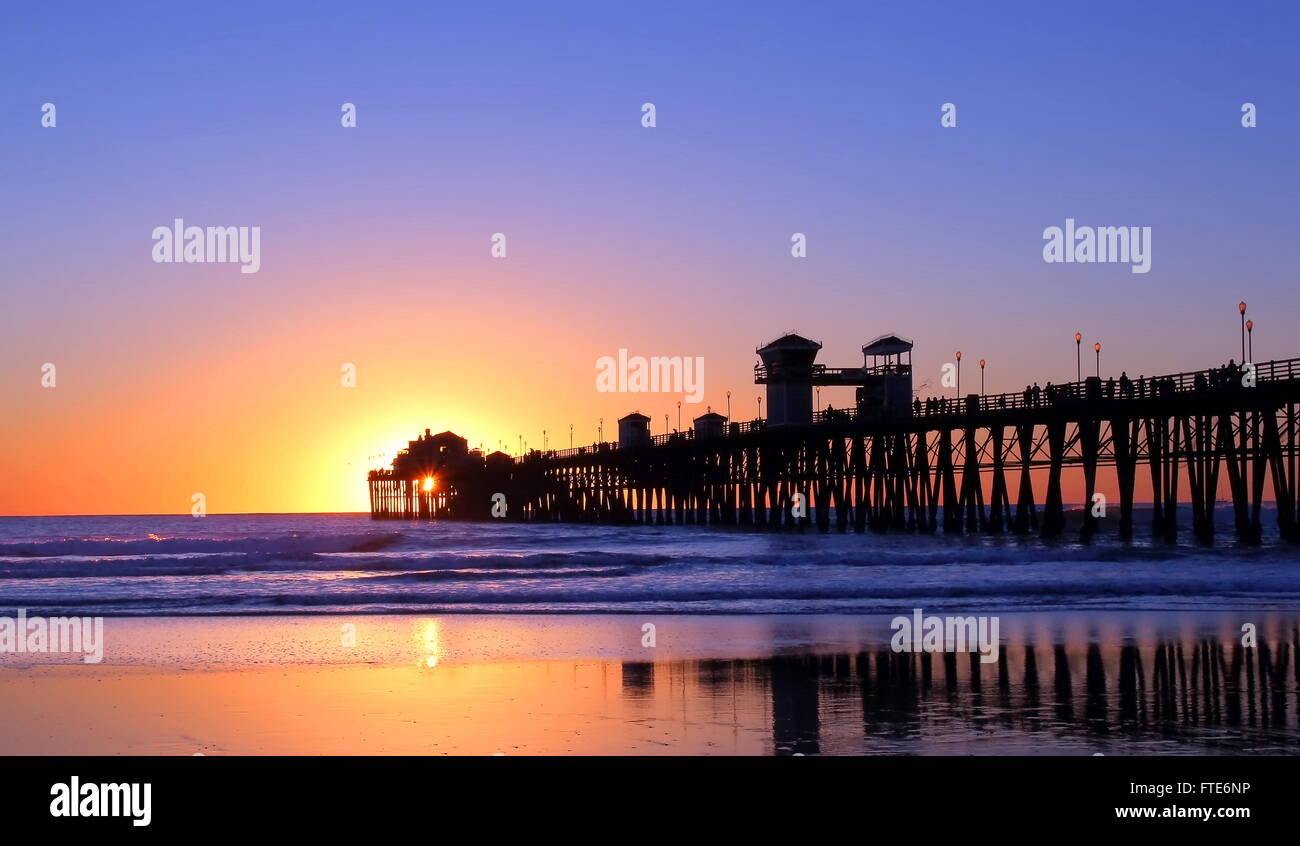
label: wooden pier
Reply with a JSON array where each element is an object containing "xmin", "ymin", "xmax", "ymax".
[{"xmin": 369, "ymin": 355, "xmax": 1300, "ymax": 545}]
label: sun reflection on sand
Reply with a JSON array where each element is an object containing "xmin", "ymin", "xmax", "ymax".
[{"xmin": 418, "ymin": 620, "xmax": 442, "ymax": 668}]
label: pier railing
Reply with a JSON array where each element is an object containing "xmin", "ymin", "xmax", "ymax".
[
  {"xmin": 504, "ymin": 356, "xmax": 1300, "ymax": 465},
  {"xmin": 912, "ymin": 357, "xmax": 1300, "ymax": 418}
]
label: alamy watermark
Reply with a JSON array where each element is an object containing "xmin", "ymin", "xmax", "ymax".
[
  {"xmin": 50, "ymin": 777, "xmax": 150, "ymax": 826},
  {"xmin": 595, "ymin": 349, "xmax": 704, "ymax": 403},
  {"xmin": 151, "ymin": 218, "xmax": 261, "ymax": 273},
  {"xmin": 890, "ymin": 608, "xmax": 1000, "ymax": 664},
  {"xmin": 1042, "ymin": 218, "xmax": 1151, "ymax": 274},
  {"xmin": 0, "ymin": 609, "xmax": 104, "ymax": 663}
]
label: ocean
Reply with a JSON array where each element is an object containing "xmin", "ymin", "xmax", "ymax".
[
  {"xmin": 1, "ymin": 511, "xmax": 1298, "ymax": 617},
  {"xmin": 3, "ymin": 512, "xmax": 1299, "ymax": 755}
]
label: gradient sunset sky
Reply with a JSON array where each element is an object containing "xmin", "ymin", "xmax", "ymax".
[{"xmin": 2, "ymin": 1, "xmax": 1297, "ymax": 515}]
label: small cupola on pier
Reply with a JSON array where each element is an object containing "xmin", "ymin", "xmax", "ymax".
[
  {"xmin": 617, "ymin": 412, "xmax": 652, "ymax": 448},
  {"xmin": 693, "ymin": 409, "xmax": 727, "ymax": 440}
]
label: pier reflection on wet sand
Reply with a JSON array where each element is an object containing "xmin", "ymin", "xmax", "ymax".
[
  {"xmin": 5, "ymin": 615, "xmax": 1297, "ymax": 755},
  {"xmin": 619, "ymin": 627, "xmax": 1300, "ymax": 755}
]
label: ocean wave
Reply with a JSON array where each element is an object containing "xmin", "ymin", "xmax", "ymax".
[
  {"xmin": 1, "ymin": 513, "xmax": 1297, "ymax": 616},
  {"xmin": 0, "ymin": 531, "xmax": 405, "ymax": 560},
  {"xmin": 0, "ymin": 543, "xmax": 1285, "ymax": 582},
  {"xmin": 0, "ymin": 549, "xmax": 675, "ymax": 579},
  {"xmin": 4, "ymin": 569, "xmax": 1299, "ymax": 612}
]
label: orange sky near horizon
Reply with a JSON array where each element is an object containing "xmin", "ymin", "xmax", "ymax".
[
  {"xmin": 1, "ymin": 276, "xmax": 1241, "ymax": 519},
  {"xmin": 2, "ymin": 258, "xmax": 808, "ymax": 516},
  {"xmin": 0, "ymin": 247, "xmax": 1269, "ymax": 517}
]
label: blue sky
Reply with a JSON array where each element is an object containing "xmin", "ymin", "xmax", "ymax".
[{"xmin": 1, "ymin": 0, "xmax": 1297, "ymax": 511}]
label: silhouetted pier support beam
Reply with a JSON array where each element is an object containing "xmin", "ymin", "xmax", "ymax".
[
  {"xmin": 1185, "ymin": 412, "xmax": 1219, "ymax": 545},
  {"xmin": 988, "ymin": 426, "xmax": 1011, "ymax": 532},
  {"xmin": 832, "ymin": 436, "xmax": 849, "ymax": 532},
  {"xmin": 913, "ymin": 432, "xmax": 933, "ymax": 532},
  {"xmin": 1041, "ymin": 418, "xmax": 1067, "ymax": 537},
  {"xmin": 1113, "ymin": 417, "xmax": 1138, "ymax": 541},
  {"xmin": 959, "ymin": 411, "xmax": 986, "ymax": 532},
  {"xmin": 1079, "ymin": 416, "xmax": 1100, "ymax": 541},
  {"xmin": 1266, "ymin": 405, "xmax": 1299, "ymax": 541},
  {"xmin": 1221, "ymin": 412, "xmax": 1253, "ymax": 543},
  {"xmin": 938, "ymin": 430, "xmax": 959, "ymax": 533},
  {"xmin": 1013, "ymin": 423, "xmax": 1037, "ymax": 534},
  {"xmin": 1249, "ymin": 408, "xmax": 1267, "ymax": 544}
]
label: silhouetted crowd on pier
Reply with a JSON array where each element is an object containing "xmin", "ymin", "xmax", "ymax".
[{"xmin": 913, "ymin": 359, "xmax": 1250, "ymax": 417}]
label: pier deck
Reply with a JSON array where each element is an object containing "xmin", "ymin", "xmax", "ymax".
[{"xmin": 369, "ymin": 357, "xmax": 1300, "ymax": 544}]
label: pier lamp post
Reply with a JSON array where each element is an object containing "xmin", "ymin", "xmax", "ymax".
[
  {"xmin": 979, "ymin": 359, "xmax": 986, "ymax": 396},
  {"xmin": 757, "ymin": 396, "xmax": 762, "ymax": 421},
  {"xmin": 664, "ymin": 414, "xmax": 669, "ymax": 434},
  {"xmin": 569, "ymin": 424, "xmax": 573, "ymax": 449},
  {"xmin": 543, "ymin": 430, "xmax": 547, "ymax": 451},
  {"xmin": 677, "ymin": 400, "xmax": 682, "ymax": 431},
  {"xmin": 1239, "ymin": 301, "xmax": 1247, "ymax": 362},
  {"xmin": 1075, "ymin": 332, "xmax": 1082, "ymax": 382},
  {"xmin": 955, "ymin": 351, "xmax": 962, "ymax": 395},
  {"xmin": 816, "ymin": 386, "xmax": 821, "ymax": 413},
  {"xmin": 518, "ymin": 435, "xmax": 522, "ymax": 456},
  {"xmin": 1094, "ymin": 342, "xmax": 1101, "ymax": 378},
  {"xmin": 1246, "ymin": 319, "xmax": 1254, "ymax": 361},
  {"xmin": 726, "ymin": 390, "xmax": 731, "ymax": 426},
  {"xmin": 598, "ymin": 419, "xmax": 603, "ymax": 443}
]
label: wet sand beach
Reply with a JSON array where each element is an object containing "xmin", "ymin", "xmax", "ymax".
[{"xmin": 3, "ymin": 613, "xmax": 1298, "ymax": 755}]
